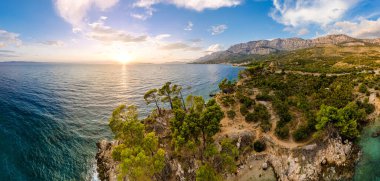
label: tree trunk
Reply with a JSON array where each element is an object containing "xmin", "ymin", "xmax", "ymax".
[
  {"xmin": 154, "ymin": 99, "xmax": 161, "ymax": 115},
  {"xmin": 168, "ymin": 95, "xmax": 173, "ymax": 109},
  {"xmin": 179, "ymin": 90, "xmax": 187, "ymax": 111}
]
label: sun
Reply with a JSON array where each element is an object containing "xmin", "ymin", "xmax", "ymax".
[{"xmin": 113, "ymin": 53, "xmax": 134, "ymax": 64}]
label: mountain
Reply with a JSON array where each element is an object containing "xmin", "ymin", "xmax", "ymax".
[{"xmin": 195, "ymin": 34, "xmax": 380, "ymax": 63}]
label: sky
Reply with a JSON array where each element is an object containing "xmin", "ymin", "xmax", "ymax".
[{"xmin": 0, "ymin": 0, "xmax": 380, "ymax": 63}]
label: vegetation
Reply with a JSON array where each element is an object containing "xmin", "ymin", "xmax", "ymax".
[
  {"xmin": 227, "ymin": 110, "xmax": 236, "ymax": 119},
  {"xmin": 315, "ymin": 102, "xmax": 366, "ymax": 139},
  {"xmin": 109, "ymin": 105, "xmax": 166, "ymax": 180},
  {"xmin": 219, "ymin": 78, "xmax": 236, "ymax": 93}
]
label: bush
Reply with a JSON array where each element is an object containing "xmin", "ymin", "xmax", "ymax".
[
  {"xmin": 253, "ymin": 141, "xmax": 266, "ymax": 152},
  {"xmin": 293, "ymin": 126, "xmax": 310, "ymax": 142},
  {"xmin": 275, "ymin": 125, "xmax": 289, "ymax": 139},
  {"xmin": 245, "ymin": 112, "xmax": 255, "ymax": 122},
  {"xmin": 356, "ymin": 100, "xmax": 375, "ymax": 114},
  {"xmin": 227, "ymin": 110, "xmax": 236, "ymax": 120},
  {"xmin": 240, "ymin": 105, "xmax": 249, "ymax": 116},
  {"xmin": 252, "ymin": 103, "xmax": 270, "ymax": 122},
  {"xmin": 221, "ymin": 95, "xmax": 235, "ymax": 107},
  {"xmin": 359, "ymin": 84, "xmax": 367, "ymax": 93},
  {"xmin": 256, "ymin": 93, "xmax": 272, "ymax": 101}
]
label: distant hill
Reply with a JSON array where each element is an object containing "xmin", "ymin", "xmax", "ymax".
[{"xmin": 195, "ymin": 34, "xmax": 380, "ymax": 64}]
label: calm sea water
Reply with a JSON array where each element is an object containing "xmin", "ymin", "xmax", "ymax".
[
  {"xmin": 354, "ymin": 118, "xmax": 380, "ymax": 181},
  {"xmin": 0, "ymin": 63, "xmax": 243, "ymax": 180}
]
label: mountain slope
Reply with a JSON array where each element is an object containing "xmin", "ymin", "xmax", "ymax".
[{"xmin": 196, "ymin": 34, "xmax": 380, "ymax": 63}]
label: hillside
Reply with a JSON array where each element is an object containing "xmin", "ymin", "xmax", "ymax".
[{"xmin": 195, "ymin": 34, "xmax": 380, "ymax": 64}]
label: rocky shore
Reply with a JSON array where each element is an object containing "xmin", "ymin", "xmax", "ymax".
[
  {"xmin": 96, "ymin": 133, "xmax": 360, "ymax": 181},
  {"xmin": 96, "ymin": 140, "xmax": 118, "ymax": 181}
]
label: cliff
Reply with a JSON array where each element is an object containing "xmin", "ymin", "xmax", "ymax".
[{"xmin": 196, "ymin": 34, "xmax": 380, "ymax": 63}]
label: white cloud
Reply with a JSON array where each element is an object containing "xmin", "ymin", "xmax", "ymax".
[
  {"xmin": 165, "ymin": 0, "xmax": 242, "ymax": 11},
  {"xmin": 270, "ymin": 0, "xmax": 359, "ymax": 27},
  {"xmin": 160, "ymin": 42, "xmax": 202, "ymax": 51},
  {"xmin": 132, "ymin": 0, "xmax": 242, "ymax": 19},
  {"xmin": 327, "ymin": 17, "xmax": 380, "ymax": 38},
  {"xmin": 54, "ymin": 0, "xmax": 119, "ymax": 28},
  {"xmin": 210, "ymin": 24, "xmax": 228, "ymax": 35},
  {"xmin": 0, "ymin": 29, "xmax": 22, "ymax": 47},
  {"xmin": 155, "ymin": 34, "xmax": 171, "ymax": 40},
  {"xmin": 184, "ymin": 21, "xmax": 193, "ymax": 31},
  {"xmin": 40, "ymin": 40, "xmax": 65, "ymax": 47},
  {"xmin": 130, "ymin": 7, "xmax": 155, "ymax": 20},
  {"xmin": 206, "ymin": 44, "xmax": 223, "ymax": 54},
  {"xmin": 86, "ymin": 17, "xmax": 147, "ymax": 43}
]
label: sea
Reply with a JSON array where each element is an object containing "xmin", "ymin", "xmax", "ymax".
[{"xmin": 0, "ymin": 63, "xmax": 378, "ymax": 180}]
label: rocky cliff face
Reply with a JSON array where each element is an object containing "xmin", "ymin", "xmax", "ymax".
[
  {"xmin": 196, "ymin": 34, "xmax": 380, "ymax": 63},
  {"xmin": 96, "ymin": 140, "xmax": 119, "ymax": 181},
  {"xmin": 266, "ymin": 136, "xmax": 360, "ymax": 181}
]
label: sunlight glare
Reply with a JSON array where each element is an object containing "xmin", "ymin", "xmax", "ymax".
[{"xmin": 113, "ymin": 53, "xmax": 134, "ymax": 64}]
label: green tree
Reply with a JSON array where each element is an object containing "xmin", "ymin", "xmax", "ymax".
[
  {"xmin": 144, "ymin": 89, "xmax": 162, "ymax": 115},
  {"xmin": 199, "ymin": 99, "xmax": 224, "ymax": 150},
  {"xmin": 316, "ymin": 102, "xmax": 366, "ymax": 139},
  {"xmin": 159, "ymin": 82, "xmax": 179, "ymax": 109},
  {"xmin": 109, "ymin": 105, "xmax": 166, "ymax": 180},
  {"xmin": 196, "ymin": 164, "xmax": 222, "ymax": 181}
]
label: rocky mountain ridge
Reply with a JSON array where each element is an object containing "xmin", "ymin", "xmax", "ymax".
[{"xmin": 196, "ymin": 34, "xmax": 380, "ymax": 63}]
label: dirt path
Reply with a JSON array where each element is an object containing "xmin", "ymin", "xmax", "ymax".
[
  {"xmin": 275, "ymin": 68, "xmax": 380, "ymax": 77},
  {"xmin": 259, "ymin": 101, "xmax": 306, "ymax": 149}
]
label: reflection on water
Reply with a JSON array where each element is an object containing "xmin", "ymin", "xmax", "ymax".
[{"xmin": 0, "ymin": 63, "xmax": 243, "ymax": 180}]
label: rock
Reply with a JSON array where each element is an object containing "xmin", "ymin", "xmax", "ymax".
[
  {"xmin": 262, "ymin": 162, "xmax": 268, "ymax": 170},
  {"xmin": 249, "ymin": 165, "xmax": 253, "ymax": 169},
  {"xmin": 321, "ymin": 158, "xmax": 327, "ymax": 165},
  {"xmin": 96, "ymin": 140, "xmax": 118, "ymax": 181},
  {"xmin": 195, "ymin": 34, "xmax": 379, "ymax": 63},
  {"xmin": 371, "ymin": 130, "xmax": 380, "ymax": 138}
]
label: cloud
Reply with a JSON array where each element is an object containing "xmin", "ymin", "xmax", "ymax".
[
  {"xmin": 155, "ymin": 34, "xmax": 171, "ymax": 40},
  {"xmin": 40, "ymin": 40, "xmax": 65, "ymax": 47},
  {"xmin": 327, "ymin": 17, "xmax": 380, "ymax": 38},
  {"xmin": 167, "ymin": 0, "xmax": 242, "ymax": 11},
  {"xmin": 132, "ymin": 0, "xmax": 242, "ymax": 19},
  {"xmin": 210, "ymin": 24, "xmax": 228, "ymax": 35},
  {"xmin": 0, "ymin": 29, "xmax": 22, "ymax": 47},
  {"xmin": 160, "ymin": 42, "xmax": 202, "ymax": 51},
  {"xmin": 54, "ymin": 0, "xmax": 119, "ymax": 28},
  {"xmin": 184, "ymin": 21, "xmax": 193, "ymax": 31},
  {"xmin": 270, "ymin": 0, "xmax": 359, "ymax": 28},
  {"xmin": 86, "ymin": 17, "xmax": 147, "ymax": 43},
  {"xmin": 0, "ymin": 50, "xmax": 18, "ymax": 58},
  {"xmin": 206, "ymin": 44, "xmax": 223, "ymax": 54},
  {"xmin": 130, "ymin": 7, "xmax": 155, "ymax": 20}
]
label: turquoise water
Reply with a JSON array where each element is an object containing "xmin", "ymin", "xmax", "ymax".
[
  {"xmin": 354, "ymin": 118, "xmax": 380, "ymax": 181},
  {"xmin": 0, "ymin": 63, "xmax": 243, "ymax": 180}
]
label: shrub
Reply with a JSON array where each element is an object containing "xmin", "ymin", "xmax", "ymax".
[
  {"xmin": 359, "ymin": 84, "xmax": 367, "ymax": 93},
  {"xmin": 293, "ymin": 126, "xmax": 310, "ymax": 142},
  {"xmin": 240, "ymin": 105, "xmax": 249, "ymax": 116},
  {"xmin": 227, "ymin": 110, "xmax": 236, "ymax": 120},
  {"xmin": 253, "ymin": 141, "xmax": 266, "ymax": 152},
  {"xmin": 221, "ymin": 95, "xmax": 235, "ymax": 107},
  {"xmin": 275, "ymin": 125, "xmax": 289, "ymax": 139},
  {"xmin": 245, "ymin": 112, "xmax": 255, "ymax": 122},
  {"xmin": 252, "ymin": 103, "xmax": 270, "ymax": 122},
  {"xmin": 256, "ymin": 93, "xmax": 272, "ymax": 101},
  {"xmin": 356, "ymin": 100, "xmax": 375, "ymax": 114}
]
